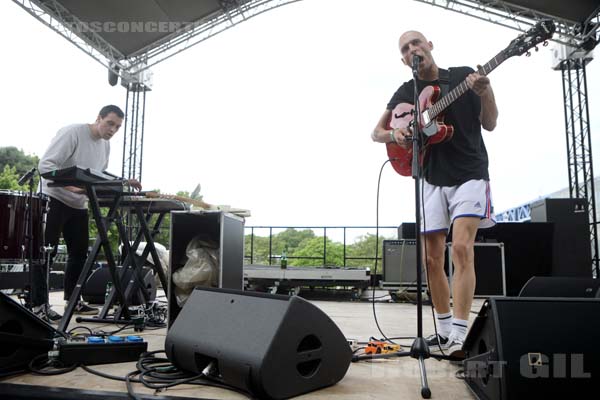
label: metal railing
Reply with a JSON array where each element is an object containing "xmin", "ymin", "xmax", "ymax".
[{"xmin": 244, "ymin": 225, "xmax": 398, "ymax": 268}]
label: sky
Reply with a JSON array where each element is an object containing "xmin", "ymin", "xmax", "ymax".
[{"xmin": 2, "ymin": 0, "xmax": 599, "ymax": 231}]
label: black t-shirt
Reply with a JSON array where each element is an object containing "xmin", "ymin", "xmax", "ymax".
[{"xmin": 386, "ymin": 66, "xmax": 489, "ymax": 187}]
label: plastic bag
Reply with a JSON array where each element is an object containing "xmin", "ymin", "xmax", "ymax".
[
  {"xmin": 132, "ymin": 242, "xmax": 170, "ymax": 288},
  {"xmin": 172, "ymin": 236, "xmax": 219, "ymax": 307}
]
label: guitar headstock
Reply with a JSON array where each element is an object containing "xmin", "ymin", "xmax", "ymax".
[{"xmin": 504, "ymin": 20, "xmax": 556, "ymax": 58}]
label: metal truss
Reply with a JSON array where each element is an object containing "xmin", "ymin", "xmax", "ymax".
[
  {"xmin": 413, "ymin": 0, "xmax": 599, "ymax": 50},
  {"xmin": 12, "ymin": 0, "xmax": 303, "ymax": 80},
  {"xmin": 121, "ymin": 83, "xmax": 149, "ymax": 184},
  {"xmin": 561, "ymin": 59, "xmax": 599, "ymax": 276}
]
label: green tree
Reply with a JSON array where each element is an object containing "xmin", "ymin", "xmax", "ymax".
[
  {"xmin": 0, "ymin": 146, "xmax": 39, "ymax": 177},
  {"xmin": 245, "ymin": 234, "xmax": 272, "ymax": 265},
  {"xmin": 244, "ymin": 228, "xmax": 316, "ymax": 266},
  {"xmin": 0, "ymin": 165, "xmax": 22, "ymax": 190},
  {"xmin": 88, "ymin": 208, "xmax": 120, "ymax": 259},
  {"xmin": 273, "ymin": 228, "xmax": 315, "ymax": 254},
  {"xmin": 292, "ymin": 236, "xmax": 344, "ymax": 267},
  {"xmin": 0, "ymin": 164, "xmax": 40, "ymax": 192},
  {"xmin": 148, "ymin": 212, "xmax": 171, "ymax": 250},
  {"xmin": 346, "ymin": 233, "xmax": 390, "ymax": 269}
]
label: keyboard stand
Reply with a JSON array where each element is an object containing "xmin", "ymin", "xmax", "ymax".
[
  {"xmin": 79, "ymin": 195, "xmax": 185, "ymax": 324},
  {"xmin": 114, "ymin": 208, "xmax": 169, "ymax": 321},
  {"xmin": 57, "ymin": 181, "xmax": 132, "ymax": 332},
  {"xmin": 100, "ymin": 210, "xmax": 169, "ymax": 321}
]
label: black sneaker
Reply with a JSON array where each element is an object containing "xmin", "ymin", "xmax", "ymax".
[
  {"xmin": 425, "ymin": 333, "xmax": 449, "ymax": 352},
  {"xmin": 72, "ymin": 301, "xmax": 99, "ymax": 315},
  {"xmin": 447, "ymin": 337, "xmax": 465, "ymax": 363},
  {"xmin": 34, "ymin": 306, "xmax": 62, "ymax": 322}
]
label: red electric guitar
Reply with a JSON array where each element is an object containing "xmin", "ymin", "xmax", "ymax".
[{"xmin": 386, "ymin": 20, "xmax": 556, "ymax": 176}]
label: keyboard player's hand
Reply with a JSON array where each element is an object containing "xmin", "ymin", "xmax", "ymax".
[
  {"xmin": 127, "ymin": 179, "xmax": 142, "ymax": 191},
  {"xmin": 64, "ymin": 186, "xmax": 86, "ymax": 194}
]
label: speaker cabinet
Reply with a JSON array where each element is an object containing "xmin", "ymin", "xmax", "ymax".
[
  {"xmin": 82, "ymin": 265, "xmax": 156, "ymax": 305},
  {"xmin": 530, "ymin": 198, "xmax": 592, "ymax": 277},
  {"xmin": 474, "ymin": 222, "xmax": 554, "ymax": 295},
  {"xmin": 165, "ymin": 287, "xmax": 351, "ymax": 400},
  {"xmin": 397, "ymin": 222, "xmax": 416, "ymax": 239},
  {"xmin": 447, "ymin": 242, "xmax": 506, "ymax": 297},
  {"xmin": 519, "ymin": 276, "xmax": 600, "ymax": 298},
  {"xmin": 169, "ymin": 211, "xmax": 245, "ymax": 327},
  {"xmin": 463, "ymin": 297, "xmax": 600, "ymax": 400},
  {"xmin": 0, "ymin": 293, "xmax": 59, "ymax": 377}
]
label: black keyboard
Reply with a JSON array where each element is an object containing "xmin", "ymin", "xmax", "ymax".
[{"xmin": 42, "ymin": 166, "xmax": 123, "ymax": 186}]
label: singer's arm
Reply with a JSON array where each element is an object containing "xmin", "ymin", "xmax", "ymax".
[
  {"xmin": 371, "ymin": 109, "xmax": 411, "ymax": 148},
  {"xmin": 479, "ymin": 85, "xmax": 498, "ymax": 131},
  {"xmin": 466, "ymin": 71, "xmax": 498, "ymax": 131}
]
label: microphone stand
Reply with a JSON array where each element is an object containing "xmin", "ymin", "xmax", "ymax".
[
  {"xmin": 408, "ymin": 54, "xmax": 432, "ymax": 399},
  {"xmin": 19, "ymin": 168, "xmax": 37, "ymax": 309},
  {"xmin": 41, "ymin": 245, "xmax": 53, "ymax": 316}
]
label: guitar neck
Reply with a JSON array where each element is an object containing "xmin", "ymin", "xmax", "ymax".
[
  {"xmin": 427, "ymin": 51, "xmax": 506, "ymax": 120},
  {"xmin": 145, "ymin": 192, "xmax": 212, "ymax": 209}
]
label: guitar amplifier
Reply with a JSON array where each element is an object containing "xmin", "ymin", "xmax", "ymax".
[{"xmin": 382, "ymin": 240, "xmax": 424, "ymax": 286}]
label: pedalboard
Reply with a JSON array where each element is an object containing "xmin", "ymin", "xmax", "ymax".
[{"xmin": 57, "ymin": 336, "xmax": 147, "ymax": 365}]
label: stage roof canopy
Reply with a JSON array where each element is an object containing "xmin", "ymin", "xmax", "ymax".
[
  {"xmin": 49, "ymin": 0, "xmax": 254, "ymax": 58},
  {"xmin": 15, "ymin": 0, "xmax": 599, "ymax": 82},
  {"xmin": 15, "ymin": 0, "xmax": 299, "ymax": 81},
  {"xmin": 495, "ymin": 0, "xmax": 598, "ymax": 24}
]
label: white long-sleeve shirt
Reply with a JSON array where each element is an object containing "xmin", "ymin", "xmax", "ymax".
[{"xmin": 39, "ymin": 123, "xmax": 110, "ymax": 209}]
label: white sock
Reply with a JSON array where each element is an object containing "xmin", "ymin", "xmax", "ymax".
[
  {"xmin": 435, "ymin": 311, "xmax": 453, "ymax": 338},
  {"xmin": 450, "ymin": 318, "xmax": 469, "ymax": 342}
]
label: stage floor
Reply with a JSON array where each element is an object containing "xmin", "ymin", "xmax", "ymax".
[{"xmin": 2, "ymin": 290, "xmax": 481, "ymax": 399}]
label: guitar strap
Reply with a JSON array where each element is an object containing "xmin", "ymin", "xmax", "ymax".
[{"xmin": 438, "ymin": 68, "xmax": 450, "ymax": 98}]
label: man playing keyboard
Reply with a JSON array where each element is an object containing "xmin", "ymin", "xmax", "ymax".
[{"xmin": 33, "ymin": 105, "xmax": 141, "ymax": 322}]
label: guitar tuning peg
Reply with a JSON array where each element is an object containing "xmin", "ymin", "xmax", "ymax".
[
  {"xmin": 543, "ymin": 40, "xmax": 549, "ymax": 47},
  {"xmin": 526, "ymin": 51, "xmax": 531, "ymax": 57},
  {"xmin": 535, "ymin": 46, "xmax": 539, "ymax": 52}
]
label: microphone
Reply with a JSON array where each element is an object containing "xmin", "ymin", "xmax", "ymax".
[
  {"xmin": 18, "ymin": 167, "xmax": 37, "ymax": 186},
  {"xmin": 412, "ymin": 54, "xmax": 422, "ymax": 76}
]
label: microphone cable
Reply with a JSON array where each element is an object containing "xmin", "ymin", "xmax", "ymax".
[
  {"xmin": 370, "ymin": 157, "xmax": 405, "ymax": 344},
  {"xmin": 370, "ymin": 153, "xmax": 446, "ymax": 354}
]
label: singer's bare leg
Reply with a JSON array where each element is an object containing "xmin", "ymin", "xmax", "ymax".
[
  {"xmin": 449, "ymin": 217, "xmax": 479, "ymax": 321},
  {"xmin": 423, "ymin": 230, "xmax": 450, "ymax": 314}
]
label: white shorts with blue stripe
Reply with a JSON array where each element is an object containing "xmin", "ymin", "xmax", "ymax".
[{"xmin": 420, "ymin": 179, "xmax": 496, "ymax": 234}]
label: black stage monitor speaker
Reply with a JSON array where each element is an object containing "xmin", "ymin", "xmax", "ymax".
[
  {"xmin": 0, "ymin": 292, "xmax": 60, "ymax": 377},
  {"xmin": 463, "ymin": 297, "xmax": 600, "ymax": 400},
  {"xmin": 165, "ymin": 287, "xmax": 352, "ymax": 400},
  {"xmin": 82, "ymin": 265, "xmax": 156, "ymax": 305},
  {"xmin": 519, "ymin": 276, "xmax": 600, "ymax": 298}
]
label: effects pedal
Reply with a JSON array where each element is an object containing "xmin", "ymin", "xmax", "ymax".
[
  {"xmin": 57, "ymin": 335, "xmax": 147, "ymax": 365},
  {"xmin": 365, "ymin": 340, "xmax": 402, "ymax": 355}
]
